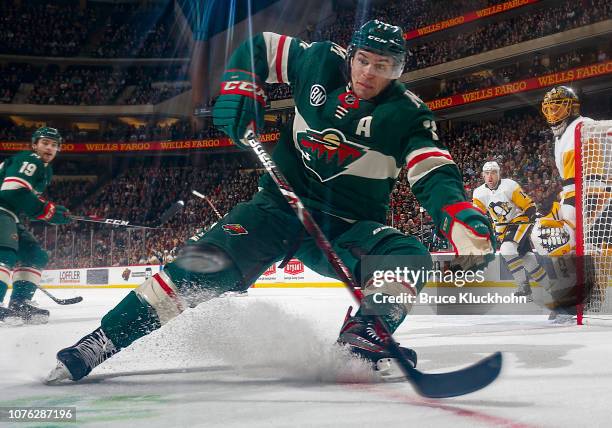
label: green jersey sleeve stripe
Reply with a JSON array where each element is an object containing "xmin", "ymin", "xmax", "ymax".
[
  {"xmin": 405, "ymin": 147, "xmax": 456, "ymax": 186},
  {"xmin": 1, "ymin": 176, "xmax": 33, "ymax": 191}
]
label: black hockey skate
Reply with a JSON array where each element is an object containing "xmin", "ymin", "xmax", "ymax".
[
  {"xmin": 45, "ymin": 327, "xmax": 119, "ymax": 383},
  {"xmin": 337, "ymin": 307, "xmax": 416, "ymax": 381},
  {"xmin": 9, "ymin": 300, "xmax": 49, "ymax": 324}
]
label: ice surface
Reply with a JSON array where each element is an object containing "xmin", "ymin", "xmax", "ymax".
[{"xmin": 2, "ymin": 288, "xmax": 612, "ymax": 427}]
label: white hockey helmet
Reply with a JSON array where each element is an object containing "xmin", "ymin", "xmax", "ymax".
[{"xmin": 482, "ymin": 161, "xmax": 500, "ymax": 173}]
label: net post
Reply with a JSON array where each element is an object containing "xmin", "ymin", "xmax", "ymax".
[{"xmin": 574, "ymin": 122, "xmax": 585, "ymax": 325}]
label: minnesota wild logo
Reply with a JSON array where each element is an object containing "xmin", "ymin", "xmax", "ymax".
[
  {"xmin": 222, "ymin": 224, "xmax": 249, "ymax": 235},
  {"xmin": 297, "ymin": 128, "xmax": 367, "ymax": 182}
]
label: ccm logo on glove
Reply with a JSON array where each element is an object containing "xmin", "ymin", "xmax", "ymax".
[{"xmin": 220, "ymin": 81, "xmax": 267, "ymax": 106}]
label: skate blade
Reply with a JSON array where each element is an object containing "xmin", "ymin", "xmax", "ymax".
[{"xmin": 44, "ymin": 361, "xmax": 73, "ymax": 385}]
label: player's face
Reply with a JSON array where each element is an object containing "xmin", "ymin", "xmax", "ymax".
[
  {"xmin": 32, "ymin": 137, "xmax": 59, "ymax": 163},
  {"xmin": 483, "ymin": 170, "xmax": 500, "ymax": 189},
  {"xmin": 350, "ymin": 49, "xmax": 394, "ymax": 100}
]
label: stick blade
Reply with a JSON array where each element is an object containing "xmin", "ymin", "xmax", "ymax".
[
  {"xmin": 409, "ymin": 352, "xmax": 502, "ymax": 398},
  {"xmin": 56, "ymin": 296, "xmax": 83, "ymax": 305}
]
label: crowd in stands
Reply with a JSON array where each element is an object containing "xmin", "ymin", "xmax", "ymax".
[
  {"xmin": 27, "ymin": 65, "xmax": 127, "ymax": 105},
  {"xmin": 125, "ymin": 83, "xmax": 188, "ymax": 105},
  {"xmin": 0, "ymin": 1, "xmax": 100, "ymax": 57},
  {"xmin": 307, "ymin": 0, "xmax": 503, "ymax": 49},
  {"xmin": 0, "ymin": 1, "xmax": 186, "ymax": 58},
  {"xmin": 1, "ymin": 0, "xmax": 608, "ymax": 108},
  {"xmin": 37, "ymin": 155, "xmax": 261, "ymax": 268},
  {"xmin": 408, "ymin": 0, "xmax": 610, "ymax": 71},
  {"xmin": 0, "ymin": 63, "xmax": 35, "ymax": 104},
  {"xmin": 432, "ymin": 46, "xmax": 610, "ymax": 99},
  {"xmin": 93, "ymin": 6, "xmax": 187, "ymax": 58},
  {"xmin": 22, "ymin": 64, "xmax": 190, "ymax": 106}
]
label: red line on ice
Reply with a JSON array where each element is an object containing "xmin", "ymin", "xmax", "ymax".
[{"xmin": 346, "ymin": 383, "xmax": 537, "ymax": 428}]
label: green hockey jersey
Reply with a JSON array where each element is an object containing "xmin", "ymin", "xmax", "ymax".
[
  {"xmin": 0, "ymin": 150, "xmax": 52, "ymax": 221},
  {"xmin": 225, "ymin": 33, "xmax": 466, "ymax": 226}
]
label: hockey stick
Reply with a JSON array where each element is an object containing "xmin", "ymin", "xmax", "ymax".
[
  {"xmin": 245, "ymin": 130, "xmax": 502, "ymax": 398},
  {"xmin": 35, "ymin": 284, "xmax": 83, "ymax": 305},
  {"xmin": 191, "ymin": 190, "xmax": 223, "ymax": 219},
  {"xmin": 69, "ymin": 201, "xmax": 185, "ymax": 229},
  {"xmin": 495, "ymin": 221, "xmax": 533, "ymax": 226},
  {"xmin": 70, "ymin": 215, "xmax": 162, "ymax": 229}
]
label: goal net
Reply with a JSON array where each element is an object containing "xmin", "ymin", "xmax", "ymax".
[{"xmin": 576, "ymin": 120, "xmax": 612, "ymax": 322}]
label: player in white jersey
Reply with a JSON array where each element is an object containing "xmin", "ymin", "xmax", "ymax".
[{"xmin": 473, "ymin": 161, "xmax": 549, "ymax": 300}]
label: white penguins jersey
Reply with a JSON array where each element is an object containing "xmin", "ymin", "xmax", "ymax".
[
  {"xmin": 473, "ymin": 178, "xmax": 535, "ymax": 236},
  {"xmin": 552, "ymin": 116, "xmax": 594, "ymax": 229}
]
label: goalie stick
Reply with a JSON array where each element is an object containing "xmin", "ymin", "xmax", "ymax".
[{"xmin": 244, "ymin": 129, "xmax": 502, "ymax": 398}]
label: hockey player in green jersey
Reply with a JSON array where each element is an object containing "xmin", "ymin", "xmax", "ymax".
[
  {"xmin": 47, "ymin": 20, "xmax": 495, "ymax": 382},
  {"xmin": 0, "ymin": 127, "xmax": 71, "ymax": 324}
]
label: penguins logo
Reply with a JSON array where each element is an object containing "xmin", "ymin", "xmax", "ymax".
[{"xmin": 490, "ymin": 201, "xmax": 512, "ymax": 222}]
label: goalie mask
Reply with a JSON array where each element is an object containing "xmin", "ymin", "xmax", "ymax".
[
  {"xmin": 541, "ymin": 86, "xmax": 580, "ymax": 138},
  {"xmin": 347, "ymin": 20, "xmax": 406, "ymax": 80}
]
